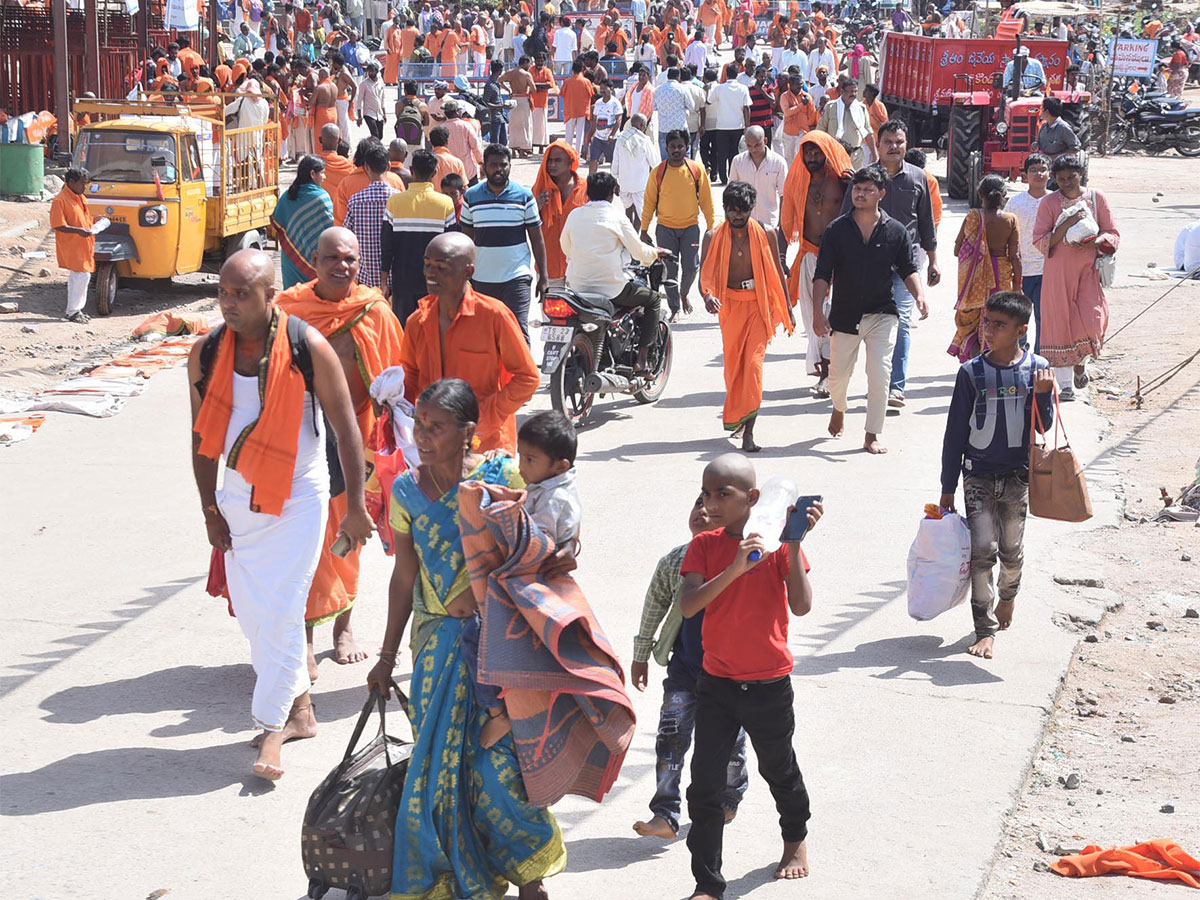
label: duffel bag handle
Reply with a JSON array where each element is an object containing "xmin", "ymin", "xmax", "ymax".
[{"xmin": 343, "ymin": 680, "xmax": 410, "ymax": 763}]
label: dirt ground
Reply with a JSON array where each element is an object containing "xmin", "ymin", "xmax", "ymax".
[{"xmin": 979, "ymin": 156, "xmax": 1200, "ymax": 896}]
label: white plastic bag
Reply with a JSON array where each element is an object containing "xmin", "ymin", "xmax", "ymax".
[
  {"xmin": 906, "ymin": 513, "xmax": 971, "ymax": 621},
  {"xmin": 1057, "ymin": 199, "xmax": 1098, "ymax": 246}
]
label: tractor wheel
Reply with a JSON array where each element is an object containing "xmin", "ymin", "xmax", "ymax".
[
  {"xmin": 947, "ymin": 105, "xmax": 983, "ymax": 200},
  {"xmin": 966, "ymin": 152, "xmax": 983, "ymax": 209},
  {"xmin": 1061, "ymin": 103, "xmax": 1092, "ymax": 153}
]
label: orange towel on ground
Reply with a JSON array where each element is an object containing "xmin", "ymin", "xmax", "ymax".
[
  {"xmin": 780, "ymin": 130, "xmax": 851, "ymax": 301},
  {"xmin": 1052, "ymin": 840, "xmax": 1200, "ymax": 889},
  {"xmin": 194, "ymin": 310, "xmax": 306, "ymax": 516},
  {"xmin": 700, "ymin": 220, "xmax": 793, "ymax": 430},
  {"xmin": 532, "ymin": 140, "xmax": 588, "ymax": 280},
  {"xmin": 273, "ymin": 281, "xmax": 405, "ymax": 626}
]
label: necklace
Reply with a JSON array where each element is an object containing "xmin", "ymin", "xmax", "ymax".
[{"xmin": 732, "ymin": 230, "xmax": 749, "ymax": 257}]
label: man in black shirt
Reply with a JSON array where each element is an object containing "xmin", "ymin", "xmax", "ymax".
[{"xmin": 813, "ymin": 165, "xmax": 927, "ymax": 455}]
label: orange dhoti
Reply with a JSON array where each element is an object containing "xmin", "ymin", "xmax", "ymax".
[
  {"xmin": 312, "ymin": 104, "xmax": 337, "ymax": 145},
  {"xmin": 719, "ymin": 289, "xmax": 772, "ymax": 430},
  {"xmin": 307, "ymin": 491, "xmax": 363, "ymax": 625}
]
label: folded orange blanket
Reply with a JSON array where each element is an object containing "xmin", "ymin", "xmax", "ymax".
[{"xmin": 1052, "ymin": 840, "xmax": 1200, "ymax": 888}]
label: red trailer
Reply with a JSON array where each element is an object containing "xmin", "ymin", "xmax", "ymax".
[{"xmin": 879, "ymin": 32, "xmax": 1071, "ymax": 145}]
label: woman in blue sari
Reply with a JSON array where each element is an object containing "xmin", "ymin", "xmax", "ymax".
[
  {"xmin": 368, "ymin": 379, "xmax": 565, "ymax": 900},
  {"xmin": 270, "ymin": 154, "xmax": 334, "ymax": 288}
]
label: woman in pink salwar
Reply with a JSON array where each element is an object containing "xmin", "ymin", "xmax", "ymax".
[{"xmin": 1032, "ymin": 155, "xmax": 1119, "ymax": 400}]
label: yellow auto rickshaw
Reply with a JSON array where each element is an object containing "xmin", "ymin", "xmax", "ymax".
[{"xmin": 71, "ymin": 95, "xmax": 280, "ymax": 314}]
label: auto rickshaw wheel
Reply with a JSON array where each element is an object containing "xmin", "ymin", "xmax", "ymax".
[{"xmin": 94, "ymin": 263, "xmax": 118, "ymax": 316}]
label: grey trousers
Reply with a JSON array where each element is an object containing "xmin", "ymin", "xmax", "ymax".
[
  {"xmin": 963, "ymin": 471, "xmax": 1028, "ymax": 639},
  {"xmin": 655, "ymin": 223, "xmax": 700, "ymax": 315}
]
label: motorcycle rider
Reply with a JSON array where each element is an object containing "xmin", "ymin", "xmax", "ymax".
[{"xmin": 559, "ymin": 171, "xmax": 672, "ymax": 372}]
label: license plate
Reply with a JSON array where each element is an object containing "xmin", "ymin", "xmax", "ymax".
[{"xmin": 541, "ymin": 325, "xmax": 574, "ymax": 344}]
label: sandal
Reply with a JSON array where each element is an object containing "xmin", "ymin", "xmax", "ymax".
[{"xmin": 1073, "ymin": 365, "xmax": 1089, "ymax": 389}]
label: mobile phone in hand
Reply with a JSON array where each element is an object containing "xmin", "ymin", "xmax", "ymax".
[
  {"xmin": 331, "ymin": 532, "xmax": 353, "ymax": 558},
  {"xmin": 780, "ymin": 495, "xmax": 823, "ymax": 543}
]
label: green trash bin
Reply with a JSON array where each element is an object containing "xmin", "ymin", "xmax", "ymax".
[{"xmin": 0, "ymin": 143, "xmax": 46, "ymax": 196}]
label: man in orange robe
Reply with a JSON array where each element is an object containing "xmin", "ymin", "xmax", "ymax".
[
  {"xmin": 49, "ymin": 167, "xmax": 96, "ymax": 324},
  {"xmin": 383, "ymin": 14, "xmax": 404, "ymax": 84},
  {"xmin": 699, "ymin": 181, "xmax": 793, "ymax": 452},
  {"xmin": 274, "ymin": 226, "xmax": 405, "ymax": 676},
  {"xmin": 532, "ymin": 140, "xmax": 588, "ymax": 284},
  {"xmin": 779, "ymin": 130, "xmax": 851, "ymax": 391},
  {"xmin": 400, "ymin": 232, "xmax": 539, "ymax": 453},
  {"xmin": 316, "ymin": 123, "xmax": 357, "ymax": 201},
  {"xmin": 311, "ymin": 69, "xmax": 339, "ymax": 148}
]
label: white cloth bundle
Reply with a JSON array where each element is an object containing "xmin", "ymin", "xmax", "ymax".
[
  {"xmin": 369, "ymin": 366, "xmax": 420, "ymax": 467},
  {"xmin": 1057, "ymin": 198, "xmax": 1099, "ymax": 246}
]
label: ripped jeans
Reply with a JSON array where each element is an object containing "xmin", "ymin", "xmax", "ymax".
[{"xmin": 649, "ymin": 678, "xmax": 749, "ymax": 834}]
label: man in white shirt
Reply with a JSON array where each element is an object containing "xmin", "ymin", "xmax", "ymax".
[
  {"xmin": 355, "ymin": 62, "xmax": 388, "ymax": 139},
  {"xmin": 736, "ymin": 60, "xmax": 756, "ymax": 87},
  {"xmin": 552, "ymin": 15, "xmax": 579, "ymax": 74},
  {"xmin": 561, "ymin": 171, "xmax": 670, "ymax": 369},
  {"xmin": 680, "ymin": 64, "xmax": 707, "ymax": 158},
  {"xmin": 1004, "ymin": 152, "xmax": 1050, "ymax": 354},
  {"xmin": 684, "ymin": 28, "xmax": 710, "ymax": 71},
  {"xmin": 780, "ymin": 35, "xmax": 806, "ymax": 76},
  {"xmin": 587, "ymin": 80, "xmax": 625, "ymax": 174},
  {"xmin": 575, "ymin": 19, "xmax": 596, "ymax": 52},
  {"xmin": 807, "ymin": 36, "xmax": 836, "ymax": 85},
  {"xmin": 653, "ymin": 67, "xmax": 696, "ymax": 157},
  {"xmin": 704, "ymin": 62, "xmax": 751, "ymax": 183},
  {"xmin": 727, "ymin": 126, "xmax": 788, "ymax": 229},
  {"xmin": 630, "ymin": 0, "xmax": 647, "ymax": 38},
  {"xmin": 817, "ymin": 75, "xmax": 873, "ymax": 167},
  {"xmin": 610, "ymin": 113, "xmax": 660, "ymax": 223}
]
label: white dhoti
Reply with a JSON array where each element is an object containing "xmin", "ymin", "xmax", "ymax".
[
  {"xmin": 621, "ymin": 189, "xmax": 645, "ymax": 220},
  {"xmin": 777, "ymin": 131, "xmax": 801, "ymax": 164},
  {"xmin": 533, "ymin": 105, "xmax": 548, "ymax": 147},
  {"xmin": 511, "ymin": 97, "xmax": 533, "ymax": 150},
  {"xmin": 66, "ymin": 270, "xmax": 90, "ymax": 315},
  {"xmin": 220, "ymin": 475, "xmax": 326, "ymax": 732},
  {"xmin": 793, "ymin": 249, "xmax": 829, "ymax": 376},
  {"xmin": 336, "ymin": 98, "xmax": 352, "ymax": 138},
  {"xmin": 290, "ymin": 117, "xmax": 314, "ymax": 156}
]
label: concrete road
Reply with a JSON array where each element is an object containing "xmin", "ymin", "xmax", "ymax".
[{"xmin": 1, "ymin": 182, "xmax": 1120, "ymax": 900}]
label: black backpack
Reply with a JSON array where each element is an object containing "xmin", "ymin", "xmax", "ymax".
[{"xmin": 196, "ymin": 316, "xmax": 346, "ymax": 497}]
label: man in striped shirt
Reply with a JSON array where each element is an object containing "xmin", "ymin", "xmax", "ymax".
[
  {"xmin": 343, "ymin": 142, "xmax": 400, "ymax": 290},
  {"xmin": 460, "ymin": 143, "xmax": 547, "ymax": 341},
  {"xmin": 381, "ymin": 149, "xmax": 457, "ymax": 324}
]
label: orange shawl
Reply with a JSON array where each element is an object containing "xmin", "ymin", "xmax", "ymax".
[
  {"xmin": 194, "ymin": 310, "xmax": 307, "ymax": 516},
  {"xmin": 700, "ymin": 220, "xmax": 793, "ymax": 339},
  {"xmin": 780, "ymin": 130, "xmax": 851, "ymax": 296},
  {"xmin": 1052, "ymin": 840, "xmax": 1200, "ymax": 889},
  {"xmin": 532, "ymin": 140, "xmax": 588, "ymax": 279}
]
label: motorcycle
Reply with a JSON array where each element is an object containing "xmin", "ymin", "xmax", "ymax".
[
  {"xmin": 1108, "ymin": 91, "xmax": 1200, "ymax": 157},
  {"xmin": 537, "ymin": 262, "xmax": 673, "ymax": 427}
]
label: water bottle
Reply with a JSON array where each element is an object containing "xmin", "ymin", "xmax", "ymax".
[{"xmin": 744, "ymin": 476, "xmax": 798, "ymax": 562}]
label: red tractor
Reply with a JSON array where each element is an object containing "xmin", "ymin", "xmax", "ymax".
[{"xmin": 946, "ymin": 43, "xmax": 1091, "ymax": 205}]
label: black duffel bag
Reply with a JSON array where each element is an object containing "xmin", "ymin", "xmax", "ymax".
[{"xmin": 301, "ymin": 684, "xmax": 412, "ymax": 900}]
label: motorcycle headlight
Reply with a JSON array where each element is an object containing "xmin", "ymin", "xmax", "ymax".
[{"xmin": 139, "ymin": 205, "xmax": 168, "ymax": 227}]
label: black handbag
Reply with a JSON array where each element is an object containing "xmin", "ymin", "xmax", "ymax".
[{"xmin": 301, "ymin": 684, "xmax": 412, "ymax": 900}]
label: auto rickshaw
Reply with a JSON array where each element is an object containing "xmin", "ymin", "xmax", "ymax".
[{"xmin": 71, "ymin": 95, "xmax": 280, "ymax": 314}]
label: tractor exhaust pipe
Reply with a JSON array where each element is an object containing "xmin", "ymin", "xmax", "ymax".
[{"xmin": 583, "ymin": 371, "xmax": 632, "ymax": 394}]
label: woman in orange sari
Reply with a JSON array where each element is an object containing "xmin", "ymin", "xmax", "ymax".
[
  {"xmin": 533, "ymin": 140, "xmax": 588, "ymax": 286},
  {"xmin": 950, "ymin": 175, "xmax": 1021, "ymax": 361}
]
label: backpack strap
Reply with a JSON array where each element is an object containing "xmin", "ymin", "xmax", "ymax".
[
  {"xmin": 652, "ymin": 159, "xmax": 702, "ymax": 219},
  {"xmin": 285, "ymin": 314, "xmax": 320, "ymax": 436},
  {"xmin": 971, "ymin": 355, "xmax": 988, "ymax": 430}
]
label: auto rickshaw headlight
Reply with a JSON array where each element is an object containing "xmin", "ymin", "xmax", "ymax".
[{"xmin": 140, "ymin": 205, "xmax": 168, "ymax": 226}]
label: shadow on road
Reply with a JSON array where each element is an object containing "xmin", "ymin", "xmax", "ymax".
[
  {"xmin": 0, "ymin": 740, "xmax": 273, "ymax": 815},
  {"xmin": 794, "ymin": 634, "xmax": 1002, "ymax": 687}
]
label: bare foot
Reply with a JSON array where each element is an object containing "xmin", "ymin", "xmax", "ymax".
[
  {"xmin": 254, "ymin": 699, "xmax": 318, "ymax": 748},
  {"xmin": 741, "ymin": 429, "xmax": 761, "ymax": 453},
  {"xmin": 995, "ymin": 599, "xmax": 1015, "ymax": 630},
  {"xmin": 517, "ymin": 880, "xmax": 549, "ymax": 900},
  {"xmin": 252, "ymin": 731, "xmax": 285, "ymax": 780},
  {"xmin": 724, "ymin": 808, "xmax": 737, "ymax": 823},
  {"xmin": 864, "ymin": 433, "xmax": 888, "ymax": 454},
  {"xmin": 480, "ymin": 712, "xmax": 512, "ymax": 749},
  {"xmin": 967, "ymin": 636, "xmax": 995, "ymax": 659},
  {"xmin": 682, "ymin": 298, "xmax": 694, "ymax": 315},
  {"xmin": 632, "ymin": 815, "xmax": 677, "ymax": 839},
  {"xmin": 775, "ymin": 839, "xmax": 809, "ymax": 879},
  {"xmin": 827, "ymin": 410, "xmax": 844, "ymax": 438},
  {"xmin": 333, "ymin": 616, "xmax": 368, "ymax": 665}
]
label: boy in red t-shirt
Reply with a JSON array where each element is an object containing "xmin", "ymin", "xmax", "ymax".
[{"xmin": 679, "ymin": 453, "xmax": 815, "ymax": 900}]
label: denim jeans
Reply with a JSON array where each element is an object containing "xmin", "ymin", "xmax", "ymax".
[
  {"xmin": 1022, "ymin": 274, "xmax": 1043, "ymax": 355},
  {"xmin": 963, "ymin": 472, "xmax": 1029, "ymax": 639},
  {"xmin": 889, "ymin": 271, "xmax": 915, "ymax": 394},
  {"xmin": 687, "ymin": 673, "xmax": 811, "ymax": 899},
  {"xmin": 472, "ymin": 275, "xmax": 532, "ymax": 342},
  {"xmin": 649, "ymin": 683, "xmax": 749, "ymax": 833},
  {"xmin": 655, "ymin": 223, "xmax": 700, "ymax": 315}
]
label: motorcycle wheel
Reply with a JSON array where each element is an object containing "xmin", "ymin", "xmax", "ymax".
[
  {"xmin": 1177, "ymin": 125, "xmax": 1200, "ymax": 158},
  {"xmin": 550, "ymin": 332, "xmax": 596, "ymax": 426},
  {"xmin": 1107, "ymin": 121, "xmax": 1130, "ymax": 154},
  {"xmin": 633, "ymin": 322, "xmax": 673, "ymax": 404}
]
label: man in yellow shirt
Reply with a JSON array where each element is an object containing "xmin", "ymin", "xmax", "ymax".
[{"xmin": 639, "ymin": 128, "xmax": 715, "ymax": 320}]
